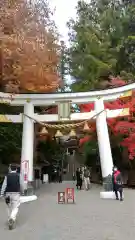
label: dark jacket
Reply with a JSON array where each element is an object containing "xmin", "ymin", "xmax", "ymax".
[
  {"xmin": 76, "ymin": 170, "xmax": 82, "ymax": 186},
  {"xmin": 1, "ymin": 171, "xmax": 24, "ymax": 195}
]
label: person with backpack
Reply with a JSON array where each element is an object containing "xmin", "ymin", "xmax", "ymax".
[
  {"xmin": 112, "ymin": 166, "xmax": 123, "ymax": 201},
  {"xmin": 0, "ymin": 164, "xmax": 24, "ymax": 230}
]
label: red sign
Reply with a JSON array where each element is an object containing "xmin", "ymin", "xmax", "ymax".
[
  {"xmin": 22, "ymin": 160, "xmax": 29, "ymax": 183},
  {"xmin": 58, "ymin": 192, "xmax": 65, "ymax": 204},
  {"xmin": 24, "ymin": 173, "xmax": 27, "ymax": 181},
  {"xmin": 66, "ymin": 188, "xmax": 75, "ymax": 204}
]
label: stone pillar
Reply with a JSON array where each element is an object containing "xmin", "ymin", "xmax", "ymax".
[
  {"xmin": 21, "ymin": 102, "xmax": 34, "ymax": 195},
  {"xmin": 95, "ymin": 98, "xmax": 113, "ymax": 191}
]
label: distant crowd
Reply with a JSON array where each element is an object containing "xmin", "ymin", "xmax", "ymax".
[
  {"xmin": 74, "ymin": 166, "xmax": 123, "ymax": 201},
  {"xmin": 75, "ymin": 166, "xmax": 91, "ymax": 190}
]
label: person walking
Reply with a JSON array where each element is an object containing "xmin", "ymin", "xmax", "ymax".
[
  {"xmin": 58, "ymin": 169, "xmax": 62, "ymax": 183},
  {"xmin": 112, "ymin": 166, "xmax": 123, "ymax": 201},
  {"xmin": 34, "ymin": 169, "xmax": 40, "ymax": 189},
  {"xmin": 76, "ymin": 168, "xmax": 82, "ymax": 190},
  {"xmin": 0, "ymin": 165, "xmax": 24, "ymax": 230},
  {"xmin": 84, "ymin": 166, "xmax": 90, "ymax": 190},
  {"xmin": 72, "ymin": 172, "xmax": 75, "ymax": 181}
]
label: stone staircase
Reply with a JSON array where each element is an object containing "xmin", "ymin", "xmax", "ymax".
[{"xmin": 63, "ymin": 152, "xmax": 82, "ymax": 181}]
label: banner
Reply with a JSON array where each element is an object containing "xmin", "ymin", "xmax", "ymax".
[
  {"xmin": 66, "ymin": 188, "xmax": 74, "ymax": 204},
  {"xmin": 22, "ymin": 160, "xmax": 29, "ymax": 184}
]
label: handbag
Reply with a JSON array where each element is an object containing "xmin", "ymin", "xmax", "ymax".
[{"xmin": 5, "ymin": 196, "xmax": 10, "ymax": 205}]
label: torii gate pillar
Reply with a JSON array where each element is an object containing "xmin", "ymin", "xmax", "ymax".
[
  {"xmin": 95, "ymin": 98, "xmax": 113, "ymax": 191},
  {"xmin": 21, "ymin": 102, "xmax": 34, "ymax": 194}
]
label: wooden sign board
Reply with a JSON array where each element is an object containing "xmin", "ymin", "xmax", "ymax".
[
  {"xmin": 66, "ymin": 188, "xmax": 75, "ymax": 204},
  {"xmin": 58, "ymin": 192, "xmax": 65, "ymax": 204}
]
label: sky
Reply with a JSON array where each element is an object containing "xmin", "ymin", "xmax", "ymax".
[
  {"xmin": 49, "ymin": 0, "xmax": 80, "ymax": 85},
  {"xmin": 50, "ymin": 0, "xmax": 89, "ymax": 85},
  {"xmin": 50, "ymin": 0, "xmax": 79, "ymax": 44}
]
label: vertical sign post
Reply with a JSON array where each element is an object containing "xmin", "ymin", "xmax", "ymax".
[{"xmin": 22, "ymin": 160, "xmax": 29, "ymax": 184}]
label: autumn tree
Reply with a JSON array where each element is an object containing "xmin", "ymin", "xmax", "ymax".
[
  {"xmin": 0, "ymin": 0, "xmax": 60, "ymax": 93},
  {"xmin": 0, "ymin": 0, "xmax": 61, "ymax": 166},
  {"xmin": 79, "ymin": 77, "xmax": 135, "ymax": 163}
]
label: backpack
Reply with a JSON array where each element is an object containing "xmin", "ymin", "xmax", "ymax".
[{"xmin": 114, "ymin": 172, "xmax": 122, "ymax": 186}]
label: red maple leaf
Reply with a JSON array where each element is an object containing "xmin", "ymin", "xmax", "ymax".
[{"xmin": 79, "ymin": 77, "xmax": 135, "ymax": 160}]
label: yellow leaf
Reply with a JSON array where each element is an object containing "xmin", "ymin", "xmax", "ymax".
[
  {"xmin": 0, "ymin": 115, "xmax": 11, "ymax": 122},
  {"xmin": 120, "ymin": 90, "xmax": 132, "ymax": 98},
  {"xmin": 119, "ymin": 108, "xmax": 129, "ymax": 116}
]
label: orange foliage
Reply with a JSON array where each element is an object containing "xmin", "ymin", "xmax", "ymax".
[{"xmin": 0, "ymin": 0, "xmax": 60, "ymax": 93}]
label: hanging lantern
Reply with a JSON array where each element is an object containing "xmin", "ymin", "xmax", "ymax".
[
  {"xmin": 39, "ymin": 127, "xmax": 48, "ymax": 135},
  {"xmin": 55, "ymin": 130, "xmax": 63, "ymax": 138},
  {"xmin": 69, "ymin": 129, "xmax": 76, "ymax": 138},
  {"xmin": 83, "ymin": 122, "xmax": 90, "ymax": 132}
]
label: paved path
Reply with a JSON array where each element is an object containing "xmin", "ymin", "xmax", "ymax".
[{"xmin": 0, "ymin": 182, "xmax": 135, "ymax": 240}]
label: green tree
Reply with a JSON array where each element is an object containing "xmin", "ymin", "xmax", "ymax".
[
  {"xmin": 0, "ymin": 123, "xmax": 22, "ymax": 164},
  {"xmin": 68, "ymin": 0, "xmax": 135, "ymax": 91},
  {"xmin": 82, "ymin": 139, "xmax": 98, "ymax": 167},
  {"xmin": 58, "ymin": 40, "xmax": 71, "ymax": 93},
  {"xmin": 37, "ymin": 138, "xmax": 66, "ymax": 167},
  {"xmin": 116, "ymin": 1, "xmax": 135, "ymax": 80},
  {"xmin": 68, "ymin": 0, "xmax": 135, "ymax": 166},
  {"xmin": 0, "ymin": 104, "xmax": 23, "ymax": 165}
]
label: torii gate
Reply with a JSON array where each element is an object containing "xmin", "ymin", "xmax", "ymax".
[{"xmin": 0, "ymin": 83, "xmax": 134, "ymax": 196}]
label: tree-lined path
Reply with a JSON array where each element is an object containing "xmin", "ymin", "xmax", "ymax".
[{"xmin": 0, "ymin": 182, "xmax": 135, "ymax": 240}]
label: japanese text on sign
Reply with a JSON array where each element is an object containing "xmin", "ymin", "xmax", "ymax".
[
  {"xmin": 22, "ymin": 160, "xmax": 29, "ymax": 183},
  {"xmin": 58, "ymin": 192, "xmax": 65, "ymax": 204},
  {"xmin": 66, "ymin": 188, "xmax": 74, "ymax": 203}
]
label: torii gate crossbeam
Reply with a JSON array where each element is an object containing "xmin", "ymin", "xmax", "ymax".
[{"xmin": 0, "ymin": 83, "xmax": 134, "ymax": 198}]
